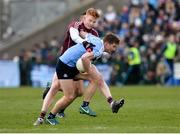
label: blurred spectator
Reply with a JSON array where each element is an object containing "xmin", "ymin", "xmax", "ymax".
[
  {"xmin": 123, "ymin": 39, "xmax": 141, "ymax": 85},
  {"xmin": 119, "ymin": 5, "xmax": 129, "ymax": 23},
  {"xmin": 104, "ymin": 5, "xmax": 117, "ymax": 24},
  {"xmin": 156, "ymin": 61, "xmax": 171, "ymax": 85},
  {"xmin": 162, "ymin": 34, "xmax": 178, "ymax": 80},
  {"xmin": 19, "ymin": 49, "xmax": 32, "ymax": 86},
  {"xmin": 110, "ymin": 53, "xmax": 127, "ymax": 86}
]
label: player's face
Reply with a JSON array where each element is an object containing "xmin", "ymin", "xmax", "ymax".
[
  {"xmin": 83, "ymin": 14, "xmax": 96, "ymax": 29},
  {"xmin": 105, "ymin": 43, "xmax": 117, "ymax": 54}
]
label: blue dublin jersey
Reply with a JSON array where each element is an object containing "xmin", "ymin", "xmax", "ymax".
[{"xmin": 59, "ymin": 34, "xmax": 104, "ymax": 67}]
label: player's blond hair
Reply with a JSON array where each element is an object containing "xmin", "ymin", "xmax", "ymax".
[{"xmin": 86, "ymin": 8, "xmax": 100, "ymax": 19}]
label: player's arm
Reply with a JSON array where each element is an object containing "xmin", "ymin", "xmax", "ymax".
[
  {"xmin": 70, "ymin": 27, "xmax": 96, "ymax": 53},
  {"xmin": 70, "ymin": 27, "xmax": 86, "ymax": 43},
  {"xmin": 81, "ymin": 52, "xmax": 94, "ymax": 73},
  {"xmin": 80, "ymin": 30, "xmax": 88, "ymax": 38},
  {"xmin": 79, "ymin": 31, "xmax": 96, "ymax": 52}
]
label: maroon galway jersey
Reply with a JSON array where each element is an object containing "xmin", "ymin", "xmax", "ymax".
[{"xmin": 61, "ymin": 20, "xmax": 98, "ymax": 55}]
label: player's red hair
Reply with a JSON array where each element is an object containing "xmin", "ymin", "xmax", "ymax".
[{"xmin": 86, "ymin": 8, "xmax": 100, "ymax": 19}]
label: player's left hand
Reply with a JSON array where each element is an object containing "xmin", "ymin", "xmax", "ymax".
[{"xmin": 82, "ymin": 41, "xmax": 95, "ymax": 52}]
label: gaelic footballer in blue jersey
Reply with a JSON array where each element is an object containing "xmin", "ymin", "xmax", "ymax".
[{"xmin": 44, "ymin": 33, "xmax": 124, "ymax": 125}]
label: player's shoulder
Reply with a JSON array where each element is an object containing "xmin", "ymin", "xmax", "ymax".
[
  {"xmin": 69, "ymin": 20, "xmax": 82, "ymax": 28},
  {"xmin": 68, "ymin": 20, "xmax": 81, "ymax": 29},
  {"xmin": 87, "ymin": 34, "xmax": 102, "ymax": 46},
  {"xmin": 91, "ymin": 28, "xmax": 99, "ymax": 37}
]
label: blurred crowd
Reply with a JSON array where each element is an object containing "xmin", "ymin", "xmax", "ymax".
[
  {"xmin": 1, "ymin": 0, "xmax": 179, "ymax": 86},
  {"xmin": 95, "ymin": 0, "xmax": 180, "ymax": 85}
]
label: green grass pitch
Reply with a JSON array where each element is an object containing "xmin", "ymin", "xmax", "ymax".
[{"xmin": 0, "ymin": 86, "xmax": 180, "ymax": 133}]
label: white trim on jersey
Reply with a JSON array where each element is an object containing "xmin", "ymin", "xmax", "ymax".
[{"xmin": 70, "ymin": 27, "xmax": 85, "ymax": 44}]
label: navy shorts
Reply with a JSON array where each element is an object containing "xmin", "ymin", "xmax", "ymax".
[{"xmin": 56, "ymin": 60, "xmax": 79, "ymax": 79}]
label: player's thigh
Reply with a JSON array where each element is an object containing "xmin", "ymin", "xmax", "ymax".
[
  {"xmin": 52, "ymin": 72, "xmax": 62, "ymax": 91},
  {"xmin": 75, "ymin": 65, "xmax": 102, "ymax": 82},
  {"xmin": 52, "ymin": 72, "xmax": 58, "ymax": 83},
  {"xmin": 51, "ymin": 72, "xmax": 61, "ymax": 88},
  {"xmin": 60, "ymin": 79, "xmax": 75, "ymax": 97}
]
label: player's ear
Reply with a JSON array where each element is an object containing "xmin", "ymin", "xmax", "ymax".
[{"xmin": 104, "ymin": 42, "xmax": 110, "ymax": 48}]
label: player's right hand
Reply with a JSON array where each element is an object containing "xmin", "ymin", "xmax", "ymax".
[{"xmin": 80, "ymin": 30, "xmax": 88, "ymax": 38}]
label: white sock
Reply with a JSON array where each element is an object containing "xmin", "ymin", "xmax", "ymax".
[
  {"xmin": 38, "ymin": 117, "xmax": 44, "ymax": 122},
  {"xmin": 110, "ymin": 101, "xmax": 114, "ymax": 108}
]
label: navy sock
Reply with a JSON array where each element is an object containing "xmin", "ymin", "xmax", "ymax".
[
  {"xmin": 47, "ymin": 112, "xmax": 56, "ymax": 119},
  {"xmin": 82, "ymin": 101, "xmax": 89, "ymax": 107},
  {"xmin": 58, "ymin": 109, "xmax": 65, "ymax": 113}
]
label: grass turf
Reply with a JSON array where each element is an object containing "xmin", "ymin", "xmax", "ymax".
[{"xmin": 0, "ymin": 86, "xmax": 180, "ymax": 133}]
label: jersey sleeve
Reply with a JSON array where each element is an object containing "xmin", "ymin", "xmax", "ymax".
[
  {"xmin": 67, "ymin": 20, "xmax": 81, "ymax": 30},
  {"xmin": 93, "ymin": 46, "xmax": 103, "ymax": 58},
  {"xmin": 67, "ymin": 20, "xmax": 85, "ymax": 44},
  {"xmin": 86, "ymin": 34, "xmax": 103, "ymax": 58},
  {"xmin": 70, "ymin": 27, "xmax": 85, "ymax": 43}
]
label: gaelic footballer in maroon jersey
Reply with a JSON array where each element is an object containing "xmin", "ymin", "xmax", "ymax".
[{"xmin": 61, "ymin": 8, "xmax": 99, "ymax": 55}]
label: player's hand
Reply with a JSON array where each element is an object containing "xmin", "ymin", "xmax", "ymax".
[
  {"xmin": 80, "ymin": 30, "xmax": 88, "ymax": 38},
  {"xmin": 82, "ymin": 41, "xmax": 95, "ymax": 52}
]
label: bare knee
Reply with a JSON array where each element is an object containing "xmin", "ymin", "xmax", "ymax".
[
  {"xmin": 51, "ymin": 81, "xmax": 60, "ymax": 92},
  {"xmin": 65, "ymin": 94, "xmax": 76, "ymax": 102},
  {"xmin": 96, "ymin": 74, "xmax": 104, "ymax": 87}
]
